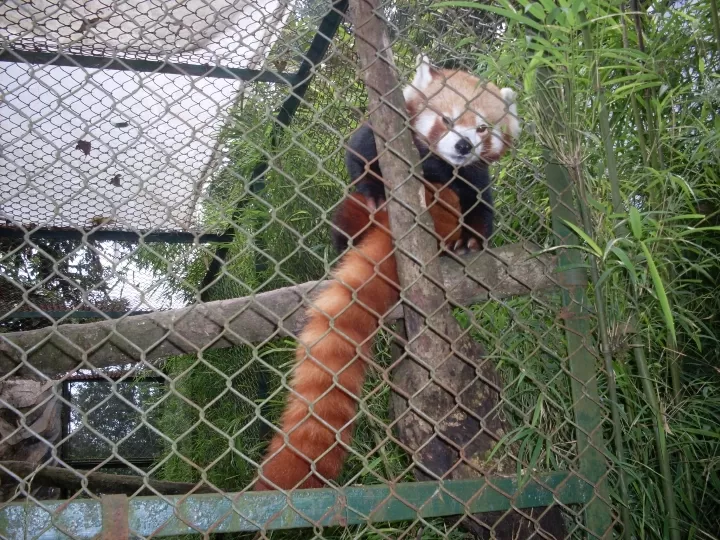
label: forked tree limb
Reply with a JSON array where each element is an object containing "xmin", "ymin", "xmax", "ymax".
[
  {"xmin": 0, "ymin": 243, "xmax": 555, "ymax": 377},
  {"xmin": 349, "ymin": 1, "xmax": 566, "ymax": 537}
]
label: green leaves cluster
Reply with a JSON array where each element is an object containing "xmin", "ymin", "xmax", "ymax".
[{"xmin": 433, "ymin": 0, "xmax": 720, "ymax": 536}]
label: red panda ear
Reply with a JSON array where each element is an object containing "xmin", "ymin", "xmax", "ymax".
[
  {"xmin": 410, "ymin": 54, "xmax": 436, "ymax": 90},
  {"xmin": 500, "ymin": 87, "xmax": 522, "ymax": 140},
  {"xmin": 500, "ymin": 88, "xmax": 516, "ymax": 104}
]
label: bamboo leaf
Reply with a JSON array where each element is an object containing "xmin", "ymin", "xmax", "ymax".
[
  {"xmin": 609, "ymin": 246, "xmax": 638, "ymax": 289},
  {"xmin": 640, "ymin": 241, "xmax": 677, "ymax": 345},
  {"xmin": 562, "ymin": 219, "xmax": 603, "ymax": 257},
  {"xmin": 610, "ymin": 81, "xmax": 664, "ymax": 99},
  {"xmin": 677, "ymin": 226, "xmax": 720, "ymax": 237},
  {"xmin": 531, "ymin": 393, "xmax": 544, "ymax": 427},
  {"xmin": 537, "ymin": 0, "xmax": 556, "ymax": 13},
  {"xmin": 433, "ymin": 1, "xmax": 549, "ymax": 31},
  {"xmin": 525, "ymin": 2, "xmax": 547, "ymax": 21},
  {"xmin": 664, "ymin": 214, "xmax": 705, "ymax": 222},
  {"xmin": 529, "ymin": 436, "xmax": 544, "ymax": 470}
]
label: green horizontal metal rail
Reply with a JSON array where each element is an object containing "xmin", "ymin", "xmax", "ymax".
[{"xmin": 0, "ymin": 472, "xmax": 590, "ymax": 537}]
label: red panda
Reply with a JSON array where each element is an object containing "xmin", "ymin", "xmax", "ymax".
[{"xmin": 254, "ymin": 55, "xmax": 520, "ymax": 491}]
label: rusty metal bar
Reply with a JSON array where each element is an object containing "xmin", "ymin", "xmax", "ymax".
[{"xmin": 101, "ymin": 494, "xmax": 129, "ymax": 540}]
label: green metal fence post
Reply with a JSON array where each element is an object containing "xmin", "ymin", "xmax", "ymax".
[{"xmin": 545, "ymin": 154, "xmax": 614, "ymax": 538}]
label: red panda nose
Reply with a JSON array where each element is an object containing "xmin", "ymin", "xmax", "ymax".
[{"xmin": 454, "ymin": 139, "xmax": 473, "ymax": 156}]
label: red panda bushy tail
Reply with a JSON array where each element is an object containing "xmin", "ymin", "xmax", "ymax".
[{"xmin": 254, "ymin": 195, "xmax": 398, "ymax": 490}]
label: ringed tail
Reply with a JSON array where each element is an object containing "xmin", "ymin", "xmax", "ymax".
[
  {"xmin": 254, "ymin": 195, "xmax": 398, "ymax": 490},
  {"xmin": 254, "ymin": 185, "xmax": 462, "ymax": 490}
]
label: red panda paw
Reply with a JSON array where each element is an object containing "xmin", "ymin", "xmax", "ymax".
[{"xmin": 452, "ymin": 236, "xmax": 483, "ymax": 255}]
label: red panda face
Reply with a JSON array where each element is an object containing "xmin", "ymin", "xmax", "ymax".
[{"xmin": 403, "ymin": 55, "xmax": 521, "ymax": 167}]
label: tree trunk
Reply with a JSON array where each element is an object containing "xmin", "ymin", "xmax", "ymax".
[
  {"xmin": 0, "ymin": 379, "xmax": 62, "ymax": 501},
  {"xmin": 349, "ymin": 0, "xmax": 567, "ymax": 536}
]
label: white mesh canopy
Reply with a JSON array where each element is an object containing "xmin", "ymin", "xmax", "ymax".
[{"xmin": 0, "ymin": 0, "xmax": 291, "ymax": 232}]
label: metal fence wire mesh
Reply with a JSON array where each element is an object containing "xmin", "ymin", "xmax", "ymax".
[{"xmin": 0, "ymin": 0, "xmax": 619, "ymax": 538}]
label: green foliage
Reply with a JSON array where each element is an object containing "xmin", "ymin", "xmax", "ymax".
[
  {"xmin": 461, "ymin": 293, "xmax": 576, "ymax": 474},
  {"xmin": 435, "ymin": 0, "xmax": 720, "ymax": 536}
]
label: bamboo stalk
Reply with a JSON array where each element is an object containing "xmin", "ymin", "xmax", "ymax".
[
  {"xmin": 581, "ymin": 13, "xmax": 680, "ymax": 540},
  {"xmin": 535, "ymin": 56, "xmax": 613, "ymax": 535},
  {"xmin": 584, "ymin": 12, "xmax": 680, "ymax": 395},
  {"xmin": 628, "ymin": 314, "xmax": 679, "ymax": 537},
  {"xmin": 544, "ymin": 150, "xmax": 613, "ymax": 539},
  {"xmin": 576, "ymin": 172, "xmax": 633, "ymax": 540},
  {"xmin": 567, "ymin": 27, "xmax": 632, "ymax": 537},
  {"xmin": 630, "ymin": 0, "xmax": 665, "ymax": 170},
  {"xmin": 709, "ymin": 0, "xmax": 720, "ymax": 52},
  {"xmin": 620, "ymin": 2, "xmax": 649, "ymax": 165}
]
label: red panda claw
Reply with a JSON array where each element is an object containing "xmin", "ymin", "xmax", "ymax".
[{"xmin": 452, "ymin": 239, "xmax": 467, "ymax": 255}]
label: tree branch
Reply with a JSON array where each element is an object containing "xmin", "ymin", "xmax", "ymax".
[
  {"xmin": 0, "ymin": 461, "xmax": 212, "ymax": 496},
  {"xmin": 351, "ymin": 0, "xmax": 506, "ymax": 482},
  {"xmin": 0, "ymin": 243, "xmax": 556, "ymax": 376}
]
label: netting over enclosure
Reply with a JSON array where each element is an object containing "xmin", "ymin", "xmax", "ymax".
[
  {"xmin": 1, "ymin": 0, "xmax": 292, "ymax": 232},
  {"xmin": 2, "ymin": 0, "xmax": 719, "ymax": 538}
]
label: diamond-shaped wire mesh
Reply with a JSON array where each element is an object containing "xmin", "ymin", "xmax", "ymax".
[{"xmin": 0, "ymin": 0, "xmax": 618, "ymax": 538}]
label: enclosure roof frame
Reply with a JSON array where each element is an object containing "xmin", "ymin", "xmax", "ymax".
[{"xmin": 0, "ymin": 0, "xmax": 348, "ymax": 245}]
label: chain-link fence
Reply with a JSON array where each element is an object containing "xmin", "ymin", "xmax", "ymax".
[{"xmin": 1, "ymin": 0, "xmax": 624, "ymax": 538}]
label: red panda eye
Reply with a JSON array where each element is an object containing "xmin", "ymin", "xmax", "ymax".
[
  {"xmin": 442, "ymin": 116, "xmax": 452, "ymax": 127},
  {"xmin": 477, "ymin": 125, "xmax": 488, "ymax": 134}
]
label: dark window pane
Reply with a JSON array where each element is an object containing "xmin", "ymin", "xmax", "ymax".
[{"xmin": 63, "ymin": 380, "xmax": 164, "ymax": 462}]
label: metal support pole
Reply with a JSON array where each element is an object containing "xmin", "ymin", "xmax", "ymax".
[
  {"xmin": 0, "ymin": 49, "xmax": 295, "ymax": 84},
  {"xmin": 199, "ymin": 0, "xmax": 349, "ymax": 300}
]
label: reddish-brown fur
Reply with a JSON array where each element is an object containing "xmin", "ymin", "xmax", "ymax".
[{"xmin": 254, "ymin": 184, "xmax": 462, "ymax": 491}]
